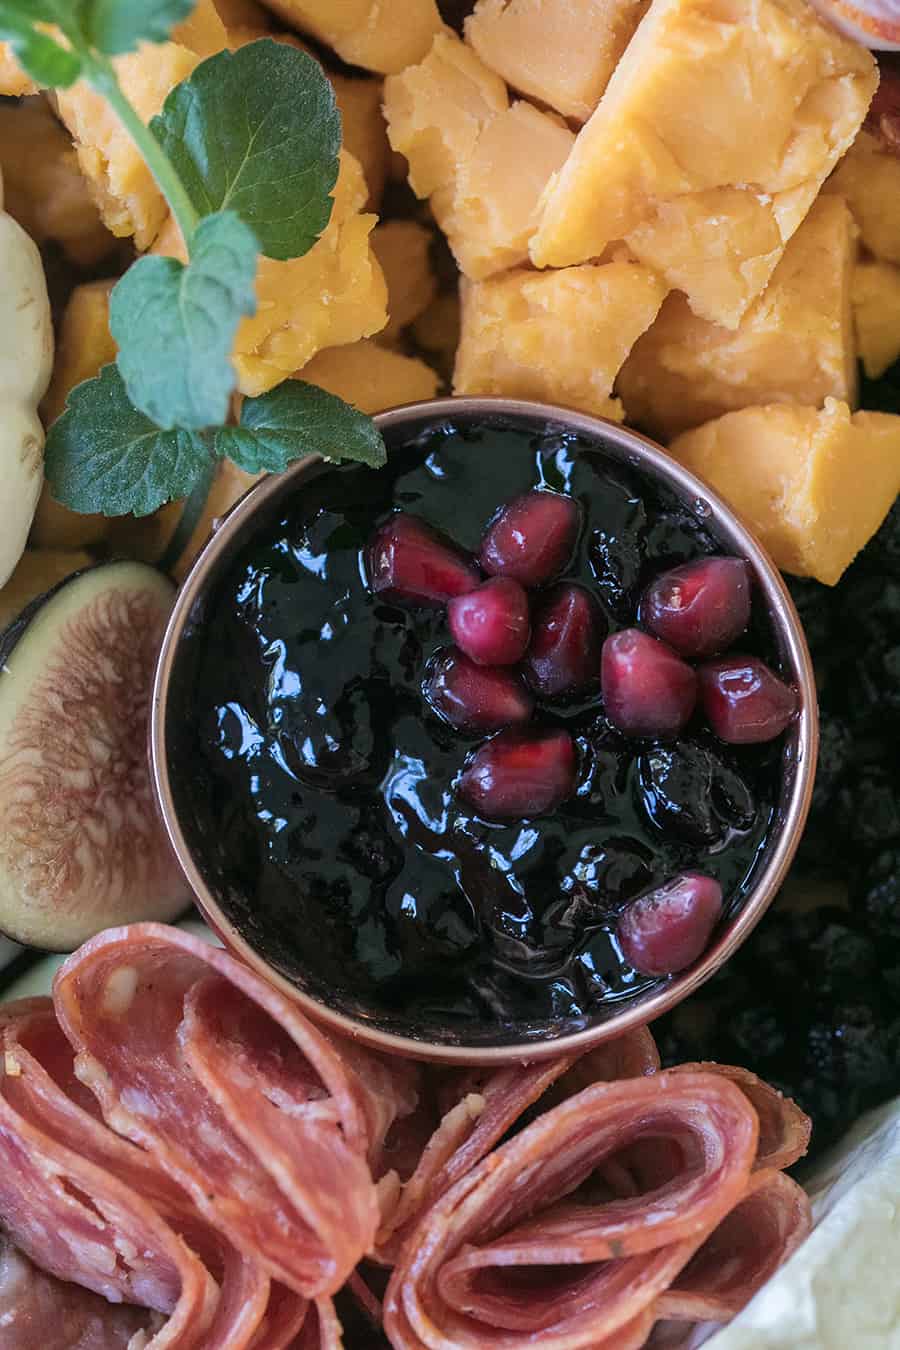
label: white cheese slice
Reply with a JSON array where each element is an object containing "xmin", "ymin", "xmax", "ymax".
[{"xmin": 707, "ymin": 1095, "xmax": 900, "ymax": 1349}]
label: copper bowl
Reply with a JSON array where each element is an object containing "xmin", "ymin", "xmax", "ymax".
[{"xmin": 151, "ymin": 398, "xmax": 818, "ymax": 1065}]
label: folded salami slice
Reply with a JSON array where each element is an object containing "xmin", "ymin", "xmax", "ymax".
[
  {"xmin": 383, "ymin": 1070, "xmax": 759, "ymax": 1350},
  {"xmin": 666, "ymin": 1063, "xmax": 811, "ymax": 1171},
  {"xmin": 53, "ymin": 925, "xmax": 382, "ymax": 1300}
]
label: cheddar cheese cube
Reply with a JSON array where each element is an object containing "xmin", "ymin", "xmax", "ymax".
[
  {"xmin": 258, "ymin": 0, "xmax": 443, "ymax": 74},
  {"xmin": 530, "ymin": 0, "xmax": 877, "ymax": 329},
  {"xmin": 300, "ymin": 340, "xmax": 440, "ymax": 412},
  {"xmin": 852, "ymin": 261, "xmax": 900, "ymax": 380},
  {"xmin": 618, "ymin": 196, "xmax": 859, "ymax": 439},
  {"xmin": 331, "ymin": 75, "xmax": 390, "ymax": 212},
  {"xmin": 0, "ymin": 98, "xmax": 115, "ymax": 267},
  {"xmin": 825, "ymin": 131, "xmax": 900, "ymax": 267},
  {"xmin": 371, "ymin": 221, "xmax": 438, "ymax": 340},
  {"xmin": 454, "ymin": 262, "xmax": 667, "ymax": 420},
  {"xmin": 466, "ymin": 0, "xmax": 649, "ymax": 123},
  {"xmin": 670, "ymin": 399, "xmax": 900, "ymax": 585},
  {"xmin": 34, "ymin": 282, "xmax": 117, "ymax": 551},
  {"xmin": 154, "ymin": 150, "xmax": 388, "ymax": 395},
  {"xmin": 171, "ymin": 0, "xmax": 230, "ymax": 55}
]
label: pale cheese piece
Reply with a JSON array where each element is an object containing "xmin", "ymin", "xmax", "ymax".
[
  {"xmin": 154, "ymin": 149, "xmax": 387, "ymax": 396},
  {"xmin": 300, "ymin": 340, "xmax": 440, "ymax": 412},
  {"xmin": 705, "ymin": 1096, "xmax": 900, "ymax": 1349},
  {"xmin": 371, "ymin": 221, "xmax": 438, "ymax": 339},
  {"xmin": 825, "ymin": 130, "xmax": 900, "ymax": 267},
  {"xmin": 669, "ymin": 399, "xmax": 900, "ymax": 585},
  {"xmin": 171, "ymin": 0, "xmax": 230, "ymax": 55},
  {"xmin": 466, "ymin": 0, "xmax": 649, "ymax": 123},
  {"xmin": 853, "ymin": 260, "xmax": 900, "ymax": 379},
  {"xmin": 454, "ymin": 262, "xmax": 668, "ymax": 420},
  {"xmin": 259, "ymin": 0, "xmax": 443, "ymax": 74},
  {"xmin": 618, "ymin": 196, "xmax": 859, "ymax": 439},
  {"xmin": 530, "ymin": 0, "xmax": 877, "ymax": 330}
]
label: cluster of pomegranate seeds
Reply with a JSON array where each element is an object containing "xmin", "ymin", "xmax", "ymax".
[{"xmin": 367, "ymin": 485, "xmax": 799, "ymax": 982}]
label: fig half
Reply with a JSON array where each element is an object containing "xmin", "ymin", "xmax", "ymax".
[{"xmin": 0, "ymin": 561, "xmax": 190, "ymax": 949}]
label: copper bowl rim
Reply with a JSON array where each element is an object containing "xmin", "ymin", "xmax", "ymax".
[{"xmin": 151, "ymin": 397, "xmax": 819, "ymax": 1065}]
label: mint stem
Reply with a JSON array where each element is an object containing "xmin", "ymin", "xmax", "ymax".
[
  {"xmin": 157, "ymin": 455, "xmax": 217, "ymax": 575},
  {"xmin": 86, "ymin": 54, "xmax": 201, "ymax": 252}
]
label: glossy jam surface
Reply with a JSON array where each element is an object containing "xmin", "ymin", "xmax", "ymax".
[{"xmin": 179, "ymin": 422, "xmax": 783, "ymax": 1038}]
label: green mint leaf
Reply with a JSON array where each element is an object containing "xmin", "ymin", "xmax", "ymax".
[
  {"xmin": 109, "ymin": 210, "xmax": 257, "ymax": 432},
  {"xmin": 216, "ymin": 379, "xmax": 386, "ymax": 474},
  {"xmin": 44, "ymin": 364, "xmax": 213, "ymax": 518},
  {"xmin": 81, "ymin": 0, "xmax": 195, "ymax": 55},
  {"xmin": 150, "ymin": 39, "xmax": 340, "ymax": 261},
  {"xmin": 0, "ymin": 21, "xmax": 82, "ymax": 86}
]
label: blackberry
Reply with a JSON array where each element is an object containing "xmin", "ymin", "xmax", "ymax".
[
  {"xmin": 786, "ymin": 575, "xmax": 834, "ymax": 659},
  {"xmin": 809, "ymin": 714, "xmax": 852, "ymax": 816},
  {"xmin": 807, "ymin": 918, "xmax": 878, "ymax": 997},
  {"xmin": 727, "ymin": 1002, "xmax": 787, "ymax": 1061},
  {"xmin": 850, "ymin": 846, "xmax": 900, "ymax": 941},
  {"xmin": 835, "ymin": 765, "xmax": 900, "ymax": 853}
]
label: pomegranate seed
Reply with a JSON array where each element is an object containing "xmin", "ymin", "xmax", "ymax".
[
  {"xmin": 424, "ymin": 648, "xmax": 533, "ymax": 733},
  {"xmin": 601, "ymin": 629, "xmax": 697, "ymax": 738},
  {"xmin": 459, "ymin": 728, "xmax": 576, "ymax": 819},
  {"xmin": 448, "ymin": 577, "xmax": 530, "ymax": 666},
  {"xmin": 525, "ymin": 583, "xmax": 606, "ymax": 699},
  {"xmin": 618, "ymin": 873, "xmax": 723, "ymax": 976},
  {"xmin": 367, "ymin": 513, "xmax": 479, "ymax": 606},
  {"xmin": 480, "ymin": 490, "xmax": 580, "ymax": 588},
  {"xmin": 641, "ymin": 557, "xmax": 751, "ymax": 658},
  {"xmin": 699, "ymin": 656, "xmax": 798, "ymax": 744}
]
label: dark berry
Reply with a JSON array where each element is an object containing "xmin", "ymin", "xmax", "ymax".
[
  {"xmin": 424, "ymin": 648, "xmax": 533, "ymax": 733},
  {"xmin": 850, "ymin": 846, "xmax": 900, "ymax": 940},
  {"xmin": 561, "ymin": 836, "xmax": 654, "ymax": 909},
  {"xmin": 808, "ymin": 918, "xmax": 878, "ymax": 997},
  {"xmin": 617, "ymin": 872, "xmax": 723, "ymax": 976},
  {"xmin": 641, "ymin": 556, "xmax": 751, "ymax": 658},
  {"xmin": 458, "ymin": 727, "xmax": 577, "ymax": 819},
  {"xmin": 588, "ymin": 478, "xmax": 646, "ymax": 617},
  {"xmin": 699, "ymin": 656, "xmax": 798, "ymax": 744},
  {"xmin": 524, "ymin": 583, "xmax": 606, "ymax": 699},
  {"xmin": 480, "ymin": 490, "xmax": 580, "ymax": 588},
  {"xmin": 601, "ymin": 628, "xmax": 697, "ymax": 739},
  {"xmin": 367, "ymin": 513, "xmax": 479, "ymax": 605},
  {"xmin": 786, "ymin": 574, "xmax": 835, "ymax": 659},
  {"xmin": 637, "ymin": 741, "xmax": 756, "ymax": 846},
  {"xmin": 836, "ymin": 765, "xmax": 900, "ymax": 851},
  {"xmin": 728, "ymin": 1004, "xmax": 787, "ymax": 1061},
  {"xmin": 447, "ymin": 577, "xmax": 530, "ymax": 666},
  {"xmin": 809, "ymin": 714, "xmax": 852, "ymax": 816}
]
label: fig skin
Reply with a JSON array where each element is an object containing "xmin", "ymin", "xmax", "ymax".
[{"xmin": 0, "ymin": 561, "xmax": 190, "ymax": 950}]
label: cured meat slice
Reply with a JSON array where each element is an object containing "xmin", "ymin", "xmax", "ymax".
[
  {"xmin": 383, "ymin": 1071, "xmax": 758, "ymax": 1349},
  {"xmin": 667, "ymin": 1063, "xmax": 811, "ymax": 1171},
  {"xmin": 655, "ymin": 1168, "xmax": 812, "ymax": 1323},
  {"xmin": 53, "ymin": 925, "xmax": 381, "ymax": 1299},
  {"xmin": 0, "ymin": 1234, "xmax": 156, "ymax": 1350}
]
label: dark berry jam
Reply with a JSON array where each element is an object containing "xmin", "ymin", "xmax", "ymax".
[{"xmin": 176, "ymin": 419, "xmax": 785, "ymax": 1041}]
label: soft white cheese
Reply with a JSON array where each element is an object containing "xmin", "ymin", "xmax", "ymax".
[{"xmin": 707, "ymin": 1095, "xmax": 900, "ymax": 1349}]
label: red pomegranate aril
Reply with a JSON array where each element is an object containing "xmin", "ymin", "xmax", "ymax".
[
  {"xmin": 480, "ymin": 490, "xmax": 581, "ymax": 588},
  {"xmin": 601, "ymin": 629, "xmax": 697, "ymax": 738},
  {"xmin": 448, "ymin": 577, "xmax": 531, "ymax": 666},
  {"xmin": 525, "ymin": 583, "xmax": 606, "ymax": 699},
  {"xmin": 641, "ymin": 556, "xmax": 751, "ymax": 658},
  {"xmin": 367, "ymin": 513, "xmax": 479, "ymax": 606},
  {"xmin": 699, "ymin": 656, "xmax": 798, "ymax": 744},
  {"xmin": 424, "ymin": 648, "xmax": 533, "ymax": 733},
  {"xmin": 459, "ymin": 728, "xmax": 577, "ymax": 819},
  {"xmin": 618, "ymin": 872, "xmax": 723, "ymax": 976}
]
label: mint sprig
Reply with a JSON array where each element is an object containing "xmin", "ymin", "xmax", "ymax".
[{"xmin": 217, "ymin": 380, "xmax": 387, "ymax": 473}]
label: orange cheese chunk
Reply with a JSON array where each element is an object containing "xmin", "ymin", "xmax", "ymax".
[
  {"xmin": 530, "ymin": 0, "xmax": 877, "ymax": 329},
  {"xmin": 618, "ymin": 196, "xmax": 859, "ymax": 439},
  {"xmin": 670, "ymin": 399, "xmax": 900, "ymax": 585},
  {"xmin": 454, "ymin": 262, "xmax": 667, "ymax": 419},
  {"xmin": 384, "ymin": 35, "xmax": 573, "ymax": 279},
  {"xmin": 0, "ymin": 42, "xmax": 37, "ymax": 96},
  {"xmin": 825, "ymin": 130, "xmax": 900, "ymax": 267},
  {"xmin": 258, "ymin": 0, "xmax": 443, "ymax": 74},
  {"xmin": 0, "ymin": 97, "xmax": 115, "ymax": 267},
  {"xmin": 466, "ymin": 0, "xmax": 649, "ymax": 123},
  {"xmin": 371, "ymin": 220, "xmax": 438, "ymax": 340},
  {"xmin": 154, "ymin": 149, "xmax": 387, "ymax": 396},
  {"xmin": 852, "ymin": 261, "xmax": 900, "ymax": 380},
  {"xmin": 300, "ymin": 340, "xmax": 440, "ymax": 412},
  {"xmin": 331, "ymin": 74, "xmax": 390, "ymax": 212}
]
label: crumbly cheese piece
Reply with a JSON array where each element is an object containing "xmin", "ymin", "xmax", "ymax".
[
  {"xmin": 618, "ymin": 196, "xmax": 859, "ymax": 439},
  {"xmin": 670, "ymin": 399, "xmax": 900, "ymax": 585},
  {"xmin": 258, "ymin": 0, "xmax": 443, "ymax": 74},
  {"xmin": 852, "ymin": 260, "xmax": 900, "ymax": 380},
  {"xmin": 384, "ymin": 35, "xmax": 573, "ymax": 279},
  {"xmin": 33, "ymin": 282, "xmax": 116, "ymax": 552},
  {"xmin": 0, "ymin": 43, "xmax": 37, "ymax": 96},
  {"xmin": 530, "ymin": 0, "xmax": 877, "ymax": 330},
  {"xmin": 300, "ymin": 340, "xmax": 440, "ymax": 412},
  {"xmin": 154, "ymin": 149, "xmax": 387, "ymax": 396},
  {"xmin": 454, "ymin": 262, "xmax": 668, "ymax": 420},
  {"xmin": 0, "ymin": 97, "xmax": 114, "ymax": 267},
  {"xmin": 465, "ymin": 0, "xmax": 649, "ymax": 123},
  {"xmin": 825, "ymin": 130, "xmax": 900, "ymax": 267},
  {"xmin": 371, "ymin": 220, "xmax": 438, "ymax": 339},
  {"xmin": 705, "ymin": 1096, "xmax": 900, "ymax": 1350}
]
